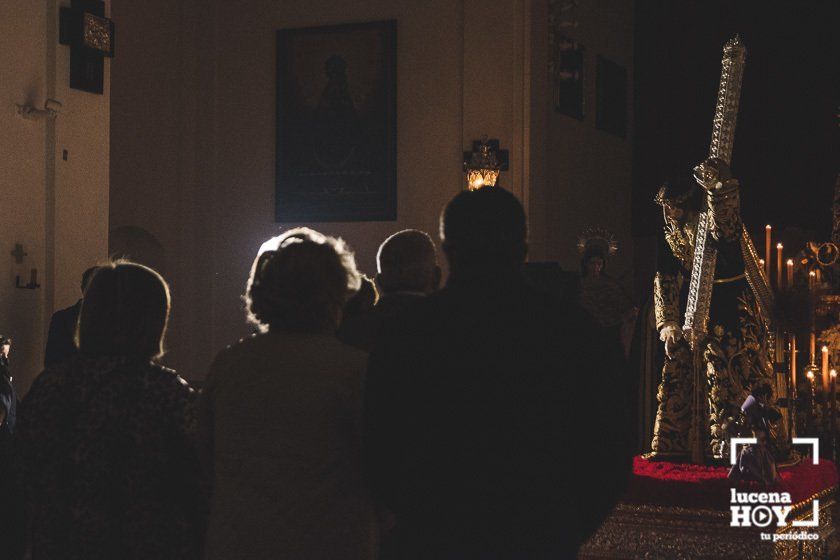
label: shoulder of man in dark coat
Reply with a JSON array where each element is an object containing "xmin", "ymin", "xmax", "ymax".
[{"xmin": 340, "ymin": 292, "xmax": 429, "ymax": 352}]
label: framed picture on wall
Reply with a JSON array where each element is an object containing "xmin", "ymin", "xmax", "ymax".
[
  {"xmin": 596, "ymin": 56, "xmax": 628, "ymax": 138},
  {"xmin": 550, "ymin": 35, "xmax": 584, "ymax": 119},
  {"xmin": 276, "ymin": 20, "xmax": 397, "ymax": 222}
]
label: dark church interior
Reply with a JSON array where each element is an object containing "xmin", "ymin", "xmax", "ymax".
[{"xmin": 1, "ymin": 0, "xmax": 839, "ymax": 558}]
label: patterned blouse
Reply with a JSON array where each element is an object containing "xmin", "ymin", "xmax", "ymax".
[{"xmin": 17, "ymin": 356, "xmax": 205, "ymax": 560}]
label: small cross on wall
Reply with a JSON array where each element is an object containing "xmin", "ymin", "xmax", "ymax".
[{"xmin": 10, "ymin": 244, "xmax": 27, "ymax": 264}]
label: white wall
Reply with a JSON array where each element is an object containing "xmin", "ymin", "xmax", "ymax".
[
  {"xmin": 52, "ymin": 3, "xmax": 111, "ymax": 317},
  {"xmin": 529, "ymin": 0, "xmax": 634, "ymax": 281},
  {"xmin": 0, "ymin": 0, "xmax": 110, "ymax": 394},
  {"xmin": 0, "ymin": 1, "xmax": 47, "ymax": 393}
]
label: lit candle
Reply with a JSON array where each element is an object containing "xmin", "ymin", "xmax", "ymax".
[
  {"xmin": 786, "ymin": 259, "xmax": 794, "ymax": 287},
  {"xmin": 791, "ymin": 335, "xmax": 797, "ymax": 389},
  {"xmin": 776, "ymin": 243, "xmax": 783, "ymax": 288},
  {"xmin": 822, "ymin": 345, "xmax": 830, "ymax": 394},
  {"xmin": 806, "ymin": 369, "xmax": 817, "ymax": 424},
  {"xmin": 810, "ymin": 332, "xmax": 816, "ymax": 365},
  {"xmin": 765, "ymin": 225, "xmax": 772, "ymax": 278},
  {"xmin": 809, "ymin": 270, "xmax": 816, "ymax": 293}
]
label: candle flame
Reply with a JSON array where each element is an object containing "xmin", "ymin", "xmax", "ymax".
[
  {"xmin": 810, "ymin": 271, "xmax": 816, "ymax": 277},
  {"xmin": 759, "ymin": 259, "xmax": 765, "ymax": 265},
  {"xmin": 807, "ymin": 371, "xmax": 815, "ymax": 380},
  {"xmin": 832, "ymin": 369, "xmax": 837, "ymax": 378},
  {"xmin": 786, "ymin": 259, "xmax": 793, "ymax": 265},
  {"xmin": 776, "ymin": 243, "xmax": 783, "ymax": 249},
  {"xmin": 765, "ymin": 224, "xmax": 771, "ymax": 229}
]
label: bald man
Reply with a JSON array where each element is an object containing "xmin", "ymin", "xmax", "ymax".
[{"xmin": 338, "ymin": 230, "xmax": 441, "ymax": 352}]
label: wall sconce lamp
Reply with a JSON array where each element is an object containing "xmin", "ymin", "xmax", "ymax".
[
  {"xmin": 16, "ymin": 99, "xmax": 62, "ymax": 120},
  {"xmin": 463, "ymin": 136, "xmax": 509, "ymax": 190}
]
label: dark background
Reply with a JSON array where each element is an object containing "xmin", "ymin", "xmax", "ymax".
[{"xmin": 633, "ymin": 0, "xmax": 839, "ymax": 242}]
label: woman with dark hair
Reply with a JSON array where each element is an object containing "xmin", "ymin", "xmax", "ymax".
[
  {"xmin": 197, "ymin": 227, "xmax": 377, "ymax": 559},
  {"xmin": 17, "ymin": 261, "xmax": 204, "ymax": 560},
  {"xmin": 577, "ymin": 230, "xmax": 637, "ymax": 356}
]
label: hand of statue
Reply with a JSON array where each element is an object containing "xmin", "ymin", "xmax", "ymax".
[
  {"xmin": 659, "ymin": 321, "xmax": 683, "ymax": 358},
  {"xmin": 693, "ymin": 157, "xmax": 732, "ymax": 192},
  {"xmin": 695, "ymin": 157, "xmax": 741, "ymax": 240}
]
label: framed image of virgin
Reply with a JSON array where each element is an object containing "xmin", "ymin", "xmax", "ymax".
[{"xmin": 276, "ymin": 20, "xmax": 397, "ymax": 222}]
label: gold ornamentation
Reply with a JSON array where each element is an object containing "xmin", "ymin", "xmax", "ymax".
[
  {"xmin": 709, "ymin": 35, "xmax": 746, "ymax": 165},
  {"xmin": 832, "ymin": 173, "xmax": 840, "ymax": 245},
  {"xmin": 704, "ymin": 290, "xmax": 773, "ymax": 459},
  {"xmin": 651, "ymin": 276, "xmax": 774, "ymax": 461},
  {"xmin": 579, "ymin": 489, "xmax": 838, "ymax": 560},
  {"xmin": 650, "ymin": 341, "xmax": 694, "ymax": 457},
  {"xmin": 683, "ymin": 36, "xmax": 747, "ymax": 348},
  {"xmin": 816, "ymin": 242, "xmax": 839, "ymax": 266},
  {"xmin": 714, "ymin": 273, "xmax": 746, "ymax": 284},
  {"xmin": 707, "ymin": 179, "xmax": 742, "ymax": 241},
  {"xmin": 663, "ymin": 219, "xmax": 695, "ymax": 270},
  {"xmin": 576, "ymin": 228, "xmax": 618, "ymax": 256},
  {"xmin": 741, "ymin": 227, "xmax": 774, "ymax": 329},
  {"xmin": 653, "ymin": 272, "xmax": 680, "ymax": 330},
  {"xmin": 83, "ymin": 13, "xmax": 112, "ymax": 54},
  {"xmin": 652, "ymin": 38, "xmax": 778, "ymax": 465},
  {"xmin": 683, "ymin": 209, "xmax": 717, "ymax": 345}
]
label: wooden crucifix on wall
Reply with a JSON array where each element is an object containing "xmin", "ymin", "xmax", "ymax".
[{"xmin": 59, "ymin": 0, "xmax": 114, "ymax": 94}]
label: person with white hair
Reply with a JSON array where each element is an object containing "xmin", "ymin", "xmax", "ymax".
[{"xmin": 197, "ymin": 227, "xmax": 378, "ymax": 560}]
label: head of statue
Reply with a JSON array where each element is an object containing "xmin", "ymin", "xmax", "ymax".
[
  {"xmin": 654, "ymin": 177, "xmax": 700, "ymax": 226},
  {"xmin": 581, "ymin": 248, "xmax": 606, "ymax": 278}
]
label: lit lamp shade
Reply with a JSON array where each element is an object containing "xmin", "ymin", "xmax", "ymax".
[
  {"xmin": 466, "ymin": 168, "xmax": 500, "ymax": 191},
  {"xmin": 463, "ymin": 137, "xmax": 508, "ymax": 191}
]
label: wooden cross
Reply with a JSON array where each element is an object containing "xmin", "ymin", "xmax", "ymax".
[
  {"xmin": 59, "ymin": 0, "xmax": 114, "ymax": 94},
  {"xmin": 10, "ymin": 244, "xmax": 27, "ymax": 264}
]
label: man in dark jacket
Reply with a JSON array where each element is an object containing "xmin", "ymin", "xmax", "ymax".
[
  {"xmin": 0, "ymin": 337, "xmax": 16, "ymax": 435},
  {"xmin": 339, "ymin": 229, "xmax": 441, "ymax": 352},
  {"xmin": 365, "ymin": 187, "xmax": 634, "ymax": 558},
  {"xmin": 0, "ymin": 336, "xmax": 25, "ymax": 559},
  {"xmin": 44, "ymin": 266, "xmax": 98, "ymax": 367}
]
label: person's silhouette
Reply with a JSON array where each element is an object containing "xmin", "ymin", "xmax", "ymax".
[{"xmin": 365, "ymin": 187, "xmax": 634, "ymax": 558}]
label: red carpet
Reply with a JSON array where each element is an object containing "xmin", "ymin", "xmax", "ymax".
[{"xmin": 626, "ymin": 456, "xmax": 839, "ymax": 510}]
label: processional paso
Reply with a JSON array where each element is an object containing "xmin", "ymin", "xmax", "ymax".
[{"xmin": 649, "ymin": 36, "xmax": 785, "ymax": 466}]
